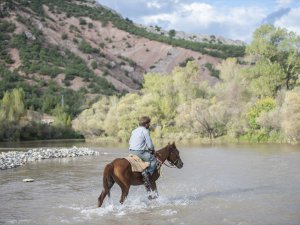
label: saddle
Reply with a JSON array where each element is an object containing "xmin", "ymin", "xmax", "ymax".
[{"xmin": 125, "ymin": 154, "xmax": 150, "ymax": 172}]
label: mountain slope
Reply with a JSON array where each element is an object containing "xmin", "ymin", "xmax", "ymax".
[{"xmin": 0, "ymin": 0, "xmax": 245, "ymax": 117}]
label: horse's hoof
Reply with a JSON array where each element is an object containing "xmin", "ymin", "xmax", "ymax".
[{"xmin": 148, "ymin": 194, "xmax": 158, "ymax": 200}]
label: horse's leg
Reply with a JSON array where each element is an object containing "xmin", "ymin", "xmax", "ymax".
[
  {"xmin": 113, "ymin": 175, "xmax": 130, "ymax": 204},
  {"xmin": 113, "ymin": 172, "xmax": 131, "ymax": 204},
  {"xmin": 98, "ymin": 177, "xmax": 115, "ymax": 207},
  {"xmin": 98, "ymin": 190, "xmax": 106, "ymax": 207},
  {"xmin": 119, "ymin": 183, "xmax": 130, "ymax": 204},
  {"xmin": 97, "ymin": 163, "xmax": 116, "ymax": 207},
  {"xmin": 149, "ymin": 181, "xmax": 159, "ymax": 200}
]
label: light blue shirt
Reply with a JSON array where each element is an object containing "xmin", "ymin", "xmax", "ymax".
[{"xmin": 129, "ymin": 126, "xmax": 154, "ymax": 151}]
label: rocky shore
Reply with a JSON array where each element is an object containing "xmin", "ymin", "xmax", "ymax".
[{"xmin": 0, "ymin": 147, "xmax": 99, "ymax": 170}]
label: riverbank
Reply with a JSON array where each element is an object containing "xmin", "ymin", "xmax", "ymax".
[
  {"xmin": 86, "ymin": 134, "xmax": 297, "ymax": 145},
  {"xmin": 0, "ymin": 146, "xmax": 99, "ymax": 170}
]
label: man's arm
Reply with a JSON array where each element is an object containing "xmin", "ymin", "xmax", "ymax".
[{"xmin": 143, "ymin": 129, "xmax": 154, "ymax": 151}]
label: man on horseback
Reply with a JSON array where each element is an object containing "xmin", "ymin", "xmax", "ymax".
[{"xmin": 129, "ymin": 116, "xmax": 157, "ymax": 192}]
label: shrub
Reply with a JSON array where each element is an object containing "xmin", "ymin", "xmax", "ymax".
[
  {"xmin": 61, "ymin": 33, "xmax": 68, "ymax": 40},
  {"xmin": 79, "ymin": 18, "xmax": 87, "ymax": 25},
  {"xmin": 246, "ymin": 98, "xmax": 276, "ymax": 130},
  {"xmin": 91, "ymin": 61, "xmax": 97, "ymax": 69}
]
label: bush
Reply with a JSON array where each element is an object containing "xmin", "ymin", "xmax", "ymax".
[
  {"xmin": 179, "ymin": 57, "xmax": 194, "ymax": 67},
  {"xmin": 79, "ymin": 18, "xmax": 87, "ymax": 25},
  {"xmin": 20, "ymin": 122, "xmax": 83, "ymax": 140},
  {"xmin": 205, "ymin": 62, "xmax": 220, "ymax": 78},
  {"xmin": 246, "ymin": 98, "xmax": 276, "ymax": 130},
  {"xmin": 61, "ymin": 33, "xmax": 68, "ymax": 40},
  {"xmin": 79, "ymin": 41, "xmax": 99, "ymax": 54},
  {"xmin": 91, "ymin": 61, "xmax": 97, "ymax": 69}
]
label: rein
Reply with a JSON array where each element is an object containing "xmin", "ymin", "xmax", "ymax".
[{"xmin": 162, "ymin": 159, "xmax": 178, "ymax": 168}]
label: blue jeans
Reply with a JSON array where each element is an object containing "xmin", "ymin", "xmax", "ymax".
[{"xmin": 129, "ymin": 150, "xmax": 157, "ymax": 175}]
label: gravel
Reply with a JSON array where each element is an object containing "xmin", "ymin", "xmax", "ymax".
[{"xmin": 0, "ymin": 147, "xmax": 99, "ymax": 170}]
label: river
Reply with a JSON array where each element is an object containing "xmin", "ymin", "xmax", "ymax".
[{"xmin": 1, "ymin": 142, "xmax": 300, "ymax": 225}]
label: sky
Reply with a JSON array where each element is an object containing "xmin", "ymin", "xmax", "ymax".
[{"xmin": 97, "ymin": 0, "xmax": 300, "ymax": 43}]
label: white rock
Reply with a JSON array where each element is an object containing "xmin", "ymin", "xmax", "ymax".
[{"xmin": 23, "ymin": 178, "xmax": 35, "ymax": 182}]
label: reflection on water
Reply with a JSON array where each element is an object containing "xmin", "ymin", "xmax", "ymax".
[
  {"xmin": 1, "ymin": 143, "xmax": 300, "ymax": 225},
  {"xmin": 0, "ymin": 140, "xmax": 86, "ymax": 151}
]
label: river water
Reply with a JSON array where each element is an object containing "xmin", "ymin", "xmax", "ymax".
[{"xmin": 1, "ymin": 143, "xmax": 300, "ymax": 225}]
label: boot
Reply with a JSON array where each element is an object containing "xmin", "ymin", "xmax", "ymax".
[{"xmin": 141, "ymin": 171, "xmax": 151, "ymax": 192}]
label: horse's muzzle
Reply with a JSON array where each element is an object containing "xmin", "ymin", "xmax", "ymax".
[{"xmin": 176, "ymin": 160, "xmax": 183, "ymax": 169}]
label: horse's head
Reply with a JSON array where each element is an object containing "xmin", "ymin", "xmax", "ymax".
[{"xmin": 167, "ymin": 142, "xmax": 183, "ymax": 169}]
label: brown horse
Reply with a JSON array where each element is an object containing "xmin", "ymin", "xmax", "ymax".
[{"xmin": 97, "ymin": 142, "xmax": 183, "ymax": 207}]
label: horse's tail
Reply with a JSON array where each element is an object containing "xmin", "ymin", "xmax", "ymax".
[{"xmin": 103, "ymin": 163, "xmax": 114, "ymax": 197}]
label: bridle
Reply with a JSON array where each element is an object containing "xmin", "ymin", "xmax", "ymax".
[
  {"xmin": 162, "ymin": 158, "xmax": 179, "ymax": 168},
  {"xmin": 156, "ymin": 146, "xmax": 179, "ymax": 169}
]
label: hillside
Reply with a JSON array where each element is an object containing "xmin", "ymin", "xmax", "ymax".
[{"xmin": 0, "ymin": 0, "xmax": 245, "ymax": 118}]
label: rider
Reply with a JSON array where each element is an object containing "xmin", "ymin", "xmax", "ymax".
[{"xmin": 129, "ymin": 116, "xmax": 157, "ymax": 192}]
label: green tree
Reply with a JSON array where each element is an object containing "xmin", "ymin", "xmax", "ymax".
[
  {"xmin": 52, "ymin": 105, "xmax": 72, "ymax": 127},
  {"xmin": 103, "ymin": 93, "xmax": 139, "ymax": 140},
  {"xmin": 243, "ymin": 59, "xmax": 285, "ymax": 97},
  {"xmin": 168, "ymin": 29, "xmax": 176, "ymax": 38},
  {"xmin": 246, "ymin": 24, "xmax": 300, "ymax": 90},
  {"xmin": 103, "ymin": 98, "xmax": 120, "ymax": 137},
  {"xmin": 72, "ymin": 96, "xmax": 114, "ymax": 136},
  {"xmin": 173, "ymin": 60, "xmax": 201, "ymax": 103},
  {"xmin": 143, "ymin": 73, "xmax": 177, "ymax": 124},
  {"xmin": 0, "ymin": 88, "xmax": 25, "ymax": 122}
]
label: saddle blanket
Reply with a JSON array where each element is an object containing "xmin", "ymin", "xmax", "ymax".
[{"xmin": 125, "ymin": 154, "xmax": 150, "ymax": 172}]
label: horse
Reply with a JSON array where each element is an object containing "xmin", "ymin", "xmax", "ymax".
[{"xmin": 97, "ymin": 142, "xmax": 183, "ymax": 207}]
